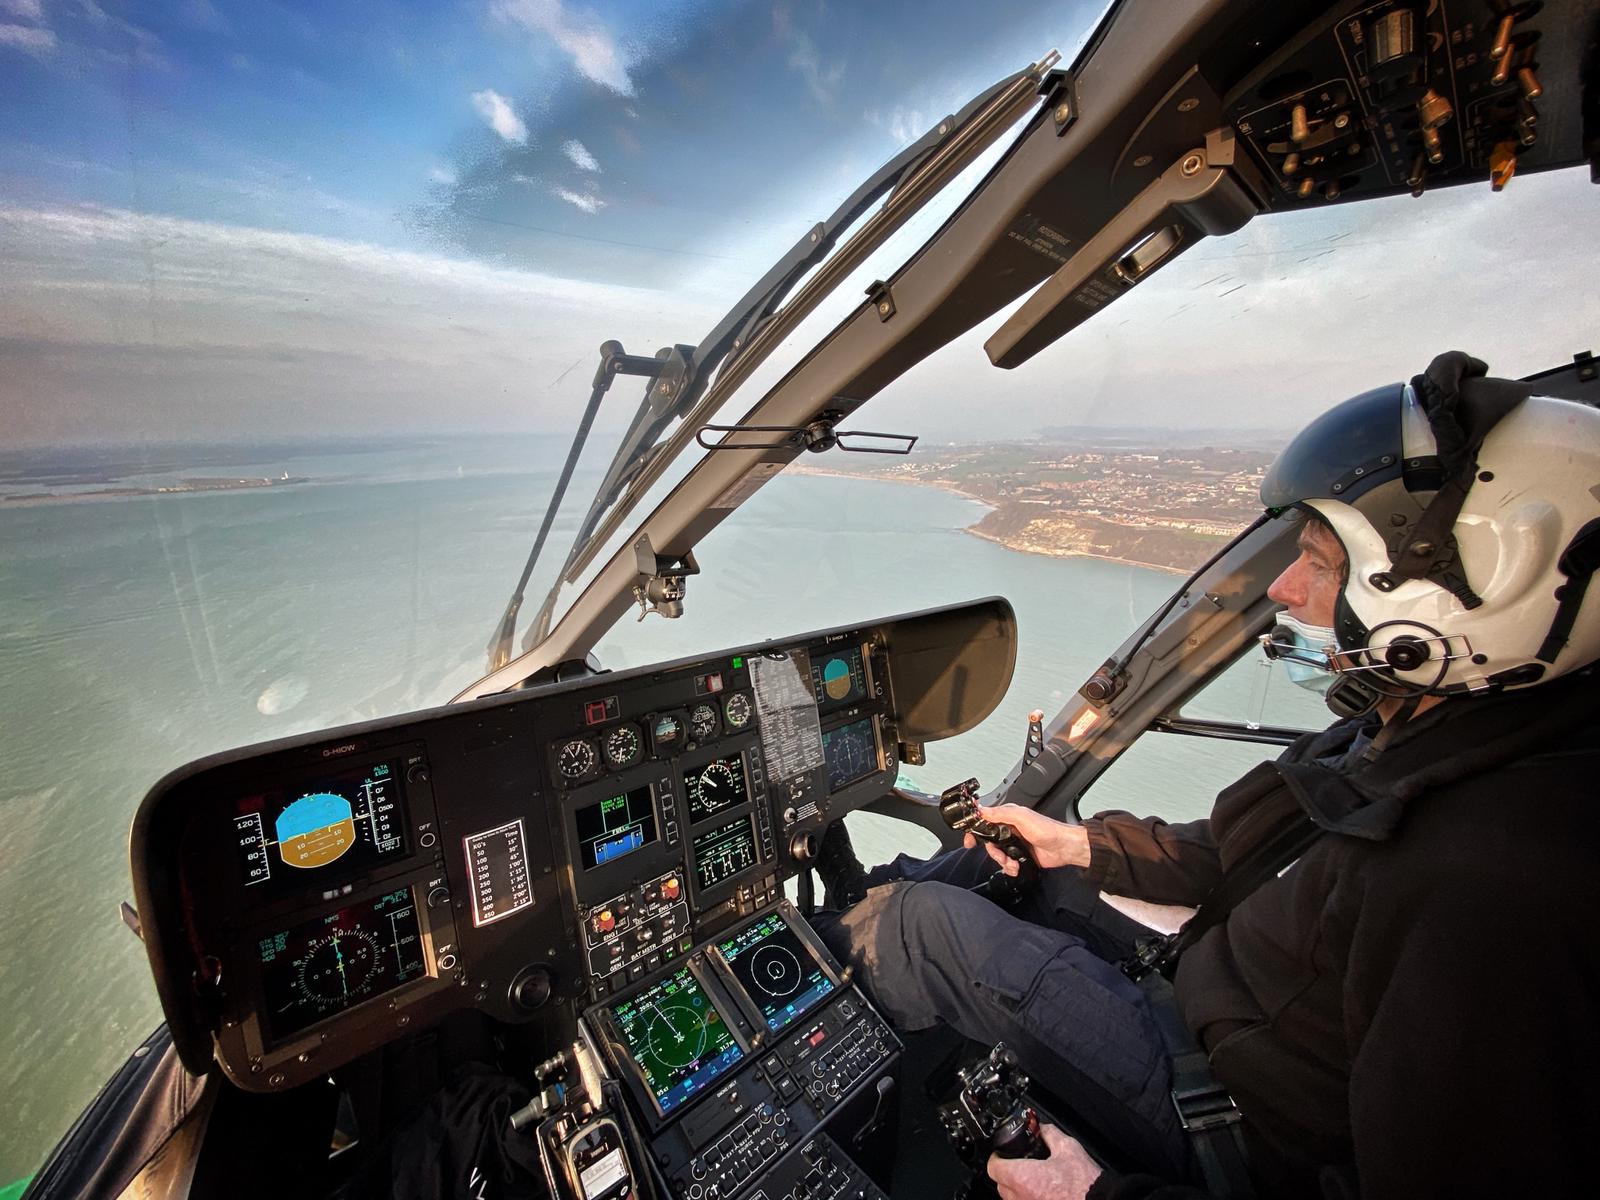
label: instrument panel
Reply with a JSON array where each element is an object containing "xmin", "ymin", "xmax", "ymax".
[{"xmin": 130, "ymin": 597, "xmax": 1017, "ymax": 1091}]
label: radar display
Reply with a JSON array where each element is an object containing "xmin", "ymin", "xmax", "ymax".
[
  {"xmin": 233, "ymin": 759, "xmax": 408, "ymax": 896},
  {"xmin": 258, "ymin": 887, "xmax": 426, "ymax": 1041},
  {"xmin": 718, "ymin": 912, "xmax": 835, "ymax": 1033},
  {"xmin": 608, "ymin": 966, "xmax": 742, "ymax": 1114}
]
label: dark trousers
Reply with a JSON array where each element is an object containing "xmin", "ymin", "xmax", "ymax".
[{"xmin": 814, "ymin": 848, "xmax": 1190, "ymax": 1179}]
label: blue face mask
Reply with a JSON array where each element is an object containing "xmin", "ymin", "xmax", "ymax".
[{"xmin": 1268, "ymin": 613, "xmax": 1340, "ymax": 695}]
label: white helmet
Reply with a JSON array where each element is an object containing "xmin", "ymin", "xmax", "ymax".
[{"xmin": 1260, "ymin": 351, "xmax": 1600, "ymax": 703}]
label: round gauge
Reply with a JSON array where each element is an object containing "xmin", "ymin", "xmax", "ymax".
[
  {"xmin": 650, "ymin": 713, "xmax": 685, "ymax": 755},
  {"xmin": 297, "ymin": 929, "xmax": 381, "ymax": 1003},
  {"xmin": 695, "ymin": 760, "xmax": 741, "ymax": 813},
  {"xmin": 689, "ymin": 703, "xmax": 719, "ymax": 743},
  {"xmin": 602, "ymin": 723, "xmax": 643, "ymax": 769},
  {"xmin": 557, "ymin": 737, "xmax": 598, "ymax": 781},
  {"xmin": 724, "ymin": 692, "xmax": 752, "ymax": 729}
]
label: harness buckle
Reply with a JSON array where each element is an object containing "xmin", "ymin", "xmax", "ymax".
[{"xmin": 1171, "ymin": 1080, "xmax": 1243, "ymax": 1133}]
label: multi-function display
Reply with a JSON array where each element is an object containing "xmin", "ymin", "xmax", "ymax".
[
  {"xmin": 691, "ymin": 815, "xmax": 758, "ymax": 891},
  {"xmin": 810, "ymin": 646, "xmax": 867, "ymax": 711},
  {"xmin": 257, "ymin": 887, "xmax": 426, "ymax": 1041},
  {"xmin": 717, "ymin": 912, "xmax": 835, "ymax": 1033},
  {"xmin": 682, "ymin": 754, "xmax": 748, "ymax": 823},
  {"xmin": 821, "ymin": 718, "xmax": 880, "ymax": 792},
  {"xmin": 606, "ymin": 966, "xmax": 743, "ymax": 1115},
  {"xmin": 575, "ymin": 786, "xmax": 659, "ymax": 871},
  {"xmin": 233, "ymin": 759, "xmax": 408, "ymax": 896}
]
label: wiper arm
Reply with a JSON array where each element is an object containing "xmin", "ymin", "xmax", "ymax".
[
  {"xmin": 519, "ymin": 53, "xmax": 1059, "ymax": 652},
  {"xmin": 484, "ymin": 342, "xmax": 674, "ymax": 672}
]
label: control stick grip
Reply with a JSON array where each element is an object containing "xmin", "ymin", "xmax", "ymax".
[{"xmin": 937, "ymin": 778, "xmax": 1036, "ymax": 879}]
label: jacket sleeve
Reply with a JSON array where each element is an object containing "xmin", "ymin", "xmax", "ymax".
[
  {"xmin": 1342, "ymin": 851, "xmax": 1598, "ymax": 1196},
  {"xmin": 1086, "ymin": 1171, "xmax": 1210, "ymax": 1200},
  {"xmin": 1079, "ymin": 812, "xmax": 1222, "ymax": 906}
]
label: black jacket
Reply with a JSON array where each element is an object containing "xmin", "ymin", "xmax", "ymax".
[{"xmin": 1081, "ymin": 673, "xmax": 1600, "ymax": 1198}]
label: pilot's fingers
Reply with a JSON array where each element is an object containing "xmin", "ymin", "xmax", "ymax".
[
  {"xmin": 983, "ymin": 842, "xmax": 1019, "ymax": 876},
  {"xmin": 978, "ymin": 802, "xmax": 1039, "ymax": 833},
  {"xmin": 963, "ymin": 831, "xmax": 977, "ymax": 850}
]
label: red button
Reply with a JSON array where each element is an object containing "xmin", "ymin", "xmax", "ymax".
[{"xmin": 585, "ymin": 701, "xmax": 608, "ymax": 725}]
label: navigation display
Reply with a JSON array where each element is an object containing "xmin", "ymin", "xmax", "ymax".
[
  {"xmin": 822, "ymin": 718, "xmax": 880, "ymax": 791},
  {"xmin": 718, "ymin": 912, "xmax": 835, "ymax": 1033},
  {"xmin": 683, "ymin": 754, "xmax": 749, "ymax": 824},
  {"xmin": 607, "ymin": 966, "xmax": 743, "ymax": 1115},
  {"xmin": 233, "ymin": 759, "xmax": 408, "ymax": 895},
  {"xmin": 810, "ymin": 646, "xmax": 867, "ymax": 711},
  {"xmin": 692, "ymin": 815, "xmax": 758, "ymax": 891},
  {"xmin": 575, "ymin": 786, "xmax": 658, "ymax": 871},
  {"xmin": 258, "ymin": 887, "xmax": 426, "ymax": 1041}
]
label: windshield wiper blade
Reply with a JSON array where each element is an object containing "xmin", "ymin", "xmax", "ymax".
[
  {"xmin": 484, "ymin": 342, "xmax": 675, "ymax": 672},
  {"xmin": 516, "ymin": 54, "xmax": 1059, "ymax": 653}
]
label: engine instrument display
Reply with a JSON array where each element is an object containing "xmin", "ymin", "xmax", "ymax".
[
  {"xmin": 717, "ymin": 912, "xmax": 835, "ymax": 1033},
  {"xmin": 822, "ymin": 718, "xmax": 881, "ymax": 792},
  {"xmin": 575, "ymin": 786, "xmax": 659, "ymax": 871},
  {"xmin": 682, "ymin": 755, "xmax": 748, "ymax": 823},
  {"xmin": 691, "ymin": 815, "xmax": 758, "ymax": 891},
  {"xmin": 233, "ymin": 759, "xmax": 408, "ymax": 895},
  {"xmin": 607, "ymin": 965, "xmax": 743, "ymax": 1115},
  {"xmin": 810, "ymin": 647, "xmax": 867, "ymax": 710},
  {"xmin": 257, "ymin": 887, "xmax": 426, "ymax": 1041}
]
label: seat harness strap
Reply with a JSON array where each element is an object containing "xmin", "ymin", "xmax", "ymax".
[{"xmin": 1120, "ymin": 812, "xmax": 1326, "ymax": 1199}]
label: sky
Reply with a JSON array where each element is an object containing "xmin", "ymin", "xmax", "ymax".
[{"xmin": 2, "ymin": 0, "xmax": 1598, "ymax": 449}]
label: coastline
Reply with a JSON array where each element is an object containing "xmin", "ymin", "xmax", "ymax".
[{"xmin": 789, "ymin": 464, "xmax": 1194, "ymax": 575}]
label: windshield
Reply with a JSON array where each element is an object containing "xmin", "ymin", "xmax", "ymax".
[
  {"xmin": 0, "ymin": 1, "xmax": 1106, "ymax": 1184},
  {"xmin": 3, "ymin": 0, "xmax": 1598, "ymax": 1190}
]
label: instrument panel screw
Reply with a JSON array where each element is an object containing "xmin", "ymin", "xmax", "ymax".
[
  {"xmin": 1177, "ymin": 98, "xmax": 1199, "ymax": 113},
  {"xmin": 1133, "ymin": 154, "xmax": 1153, "ymax": 167},
  {"xmin": 1180, "ymin": 153, "xmax": 1204, "ymax": 177},
  {"xmin": 1055, "ymin": 103, "xmax": 1071, "ymax": 123}
]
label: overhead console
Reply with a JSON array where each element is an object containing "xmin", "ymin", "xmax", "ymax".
[{"xmin": 131, "ymin": 597, "xmax": 1016, "ymax": 1092}]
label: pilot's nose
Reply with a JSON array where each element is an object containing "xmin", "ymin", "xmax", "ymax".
[{"xmin": 1267, "ymin": 555, "xmax": 1309, "ymax": 610}]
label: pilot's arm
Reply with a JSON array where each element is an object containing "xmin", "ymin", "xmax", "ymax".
[{"xmin": 973, "ymin": 804, "xmax": 1223, "ymax": 907}]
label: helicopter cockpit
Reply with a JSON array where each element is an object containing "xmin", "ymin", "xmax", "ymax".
[{"xmin": 24, "ymin": 0, "xmax": 1599, "ymax": 1197}]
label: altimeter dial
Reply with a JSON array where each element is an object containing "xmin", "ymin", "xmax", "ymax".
[
  {"xmin": 603, "ymin": 723, "xmax": 643, "ymax": 769},
  {"xmin": 689, "ymin": 703, "xmax": 719, "ymax": 743}
]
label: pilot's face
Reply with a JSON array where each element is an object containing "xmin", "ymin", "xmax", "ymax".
[{"xmin": 1266, "ymin": 517, "xmax": 1345, "ymax": 629}]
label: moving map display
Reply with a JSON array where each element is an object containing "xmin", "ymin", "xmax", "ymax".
[
  {"xmin": 607, "ymin": 966, "xmax": 743, "ymax": 1115},
  {"xmin": 575, "ymin": 786, "xmax": 659, "ymax": 871},
  {"xmin": 233, "ymin": 759, "xmax": 408, "ymax": 896},
  {"xmin": 717, "ymin": 912, "xmax": 835, "ymax": 1033},
  {"xmin": 258, "ymin": 887, "xmax": 426, "ymax": 1041}
]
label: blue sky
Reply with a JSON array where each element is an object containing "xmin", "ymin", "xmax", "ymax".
[{"xmin": 2, "ymin": 1, "xmax": 1597, "ymax": 447}]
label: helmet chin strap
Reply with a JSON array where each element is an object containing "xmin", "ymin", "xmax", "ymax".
[{"xmin": 1361, "ymin": 693, "xmax": 1424, "ymax": 762}]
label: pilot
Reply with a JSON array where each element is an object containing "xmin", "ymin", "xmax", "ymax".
[{"xmin": 814, "ymin": 352, "xmax": 1600, "ymax": 1198}]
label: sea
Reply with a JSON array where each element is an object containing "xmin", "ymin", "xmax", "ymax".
[{"xmin": 0, "ymin": 436, "xmax": 1321, "ymax": 1182}]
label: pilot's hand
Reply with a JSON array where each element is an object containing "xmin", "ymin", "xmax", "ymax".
[
  {"xmin": 963, "ymin": 804, "xmax": 1091, "ymax": 874},
  {"xmin": 986, "ymin": 1124, "xmax": 1102, "ymax": 1200}
]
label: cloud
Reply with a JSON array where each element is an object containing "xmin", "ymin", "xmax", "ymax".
[
  {"xmin": 864, "ymin": 105, "xmax": 927, "ymax": 147},
  {"xmin": 429, "ymin": 165, "xmax": 459, "ymax": 185},
  {"xmin": 491, "ymin": 0, "xmax": 634, "ymax": 96},
  {"xmin": 0, "ymin": 0, "xmax": 44, "ymax": 20},
  {"xmin": 0, "ymin": 203, "xmax": 712, "ymax": 442},
  {"xmin": 551, "ymin": 186, "xmax": 603, "ymax": 213},
  {"xmin": 471, "ymin": 89, "xmax": 529, "ymax": 144},
  {"xmin": 562, "ymin": 139, "xmax": 600, "ymax": 172},
  {"xmin": 0, "ymin": 20, "xmax": 52, "ymax": 51},
  {"xmin": 772, "ymin": 5, "xmax": 840, "ymax": 106}
]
